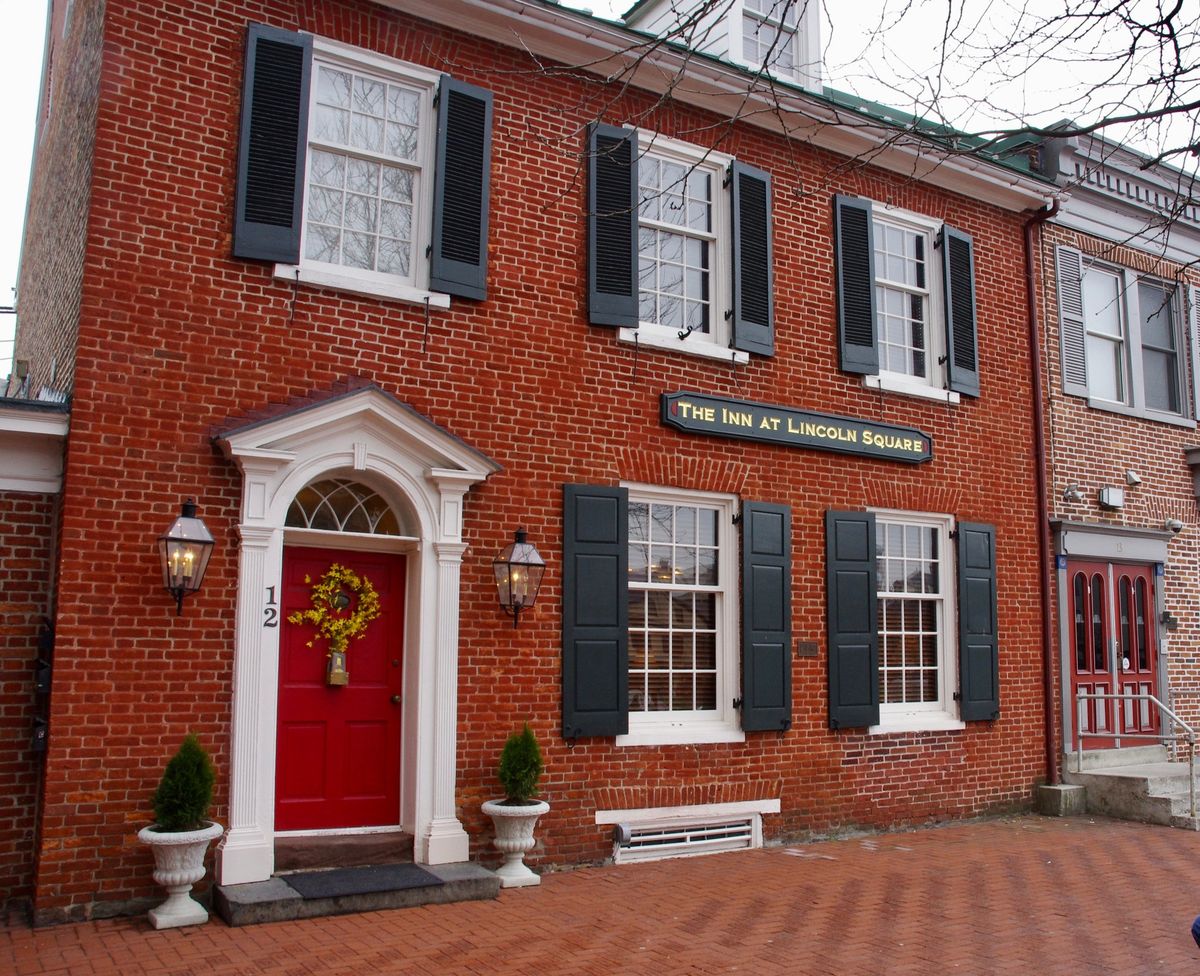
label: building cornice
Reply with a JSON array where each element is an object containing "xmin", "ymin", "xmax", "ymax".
[{"xmin": 380, "ymin": 0, "xmax": 1056, "ymax": 212}]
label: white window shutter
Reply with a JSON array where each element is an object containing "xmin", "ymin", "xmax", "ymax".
[
  {"xmin": 1056, "ymin": 246, "xmax": 1089, "ymax": 397},
  {"xmin": 1190, "ymin": 286, "xmax": 1200, "ymax": 420}
]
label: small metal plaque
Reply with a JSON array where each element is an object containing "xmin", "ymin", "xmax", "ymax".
[{"xmin": 796, "ymin": 641, "xmax": 818, "ymax": 658}]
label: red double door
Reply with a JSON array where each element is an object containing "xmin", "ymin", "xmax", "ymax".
[
  {"xmin": 276, "ymin": 546, "xmax": 406, "ymax": 831},
  {"xmin": 1067, "ymin": 560, "xmax": 1159, "ymax": 750}
]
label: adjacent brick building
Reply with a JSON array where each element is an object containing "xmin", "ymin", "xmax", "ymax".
[
  {"xmin": 5, "ymin": 0, "xmax": 1063, "ymax": 923},
  {"xmin": 1031, "ymin": 135, "xmax": 1200, "ymax": 760}
]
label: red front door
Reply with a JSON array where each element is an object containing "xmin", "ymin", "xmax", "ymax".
[
  {"xmin": 276, "ymin": 546, "xmax": 406, "ymax": 830},
  {"xmin": 1067, "ymin": 560, "xmax": 1159, "ymax": 750}
]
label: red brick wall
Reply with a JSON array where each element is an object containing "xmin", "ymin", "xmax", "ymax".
[
  {"xmin": 1035, "ymin": 222, "xmax": 1200, "ymax": 752},
  {"xmin": 12, "ymin": 0, "xmax": 104, "ymax": 398},
  {"xmin": 0, "ymin": 491, "xmax": 57, "ymax": 910},
  {"xmin": 26, "ymin": 0, "xmax": 1049, "ymax": 921}
]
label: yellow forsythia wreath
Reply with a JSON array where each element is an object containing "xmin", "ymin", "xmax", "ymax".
[{"xmin": 287, "ymin": 563, "xmax": 382, "ymax": 657}]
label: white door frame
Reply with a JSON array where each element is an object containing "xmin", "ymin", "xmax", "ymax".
[{"xmin": 213, "ymin": 385, "xmax": 499, "ymax": 885}]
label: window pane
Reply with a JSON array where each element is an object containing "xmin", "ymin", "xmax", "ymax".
[
  {"xmin": 1143, "ymin": 348, "xmax": 1179, "ymax": 413},
  {"xmin": 1138, "ymin": 282, "xmax": 1175, "ymax": 349},
  {"xmin": 1083, "ymin": 267, "xmax": 1123, "ymax": 338},
  {"xmin": 877, "ymin": 518, "xmax": 944, "ymax": 707},
  {"xmin": 1085, "ymin": 334, "xmax": 1124, "ymax": 402}
]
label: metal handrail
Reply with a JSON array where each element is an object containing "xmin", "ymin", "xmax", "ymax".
[{"xmin": 1074, "ymin": 690, "xmax": 1197, "ymax": 821}]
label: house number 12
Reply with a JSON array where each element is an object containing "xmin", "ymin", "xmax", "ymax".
[{"xmin": 264, "ymin": 586, "xmax": 278, "ymax": 628}]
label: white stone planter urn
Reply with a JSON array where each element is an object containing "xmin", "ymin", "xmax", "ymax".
[
  {"xmin": 481, "ymin": 800, "xmax": 549, "ymax": 888},
  {"xmin": 137, "ymin": 821, "xmax": 224, "ymax": 929}
]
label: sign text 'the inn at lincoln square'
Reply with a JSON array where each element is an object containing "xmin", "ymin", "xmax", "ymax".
[{"xmin": 661, "ymin": 392, "xmax": 933, "ymax": 463}]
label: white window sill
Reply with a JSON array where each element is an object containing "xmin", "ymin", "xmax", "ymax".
[
  {"xmin": 864, "ymin": 374, "xmax": 961, "ymax": 404},
  {"xmin": 619, "ymin": 328, "xmax": 750, "ymax": 365},
  {"xmin": 1084, "ymin": 395, "xmax": 1196, "ymax": 429},
  {"xmin": 273, "ymin": 264, "xmax": 451, "ymax": 309},
  {"xmin": 869, "ymin": 712, "xmax": 965, "ymax": 735},
  {"xmin": 617, "ymin": 722, "xmax": 745, "ymax": 747}
]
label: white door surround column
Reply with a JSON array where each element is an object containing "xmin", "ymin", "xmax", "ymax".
[{"xmin": 213, "ymin": 386, "xmax": 499, "ymax": 885}]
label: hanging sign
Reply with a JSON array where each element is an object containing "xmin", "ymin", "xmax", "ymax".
[{"xmin": 661, "ymin": 392, "xmax": 933, "ymax": 464}]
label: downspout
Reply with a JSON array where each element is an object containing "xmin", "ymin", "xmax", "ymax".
[{"xmin": 1024, "ymin": 198, "xmax": 1061, "ymax": 785}]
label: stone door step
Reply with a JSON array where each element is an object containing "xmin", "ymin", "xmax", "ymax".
[
  {"xmin": 274, "ymin": 831, "xmax": 415, "ymax": 872},
  {"xmin": 214, "ymin": 862, "xmax": 499, "ymax": 927}
]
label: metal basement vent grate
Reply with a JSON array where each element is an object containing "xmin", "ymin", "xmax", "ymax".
[{"xmin": 613, "ymin": 815, "xmax": 758, "ymax": 863}]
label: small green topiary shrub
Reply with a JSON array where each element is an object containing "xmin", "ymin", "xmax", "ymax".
[
  {"xmin": 152, "ymin": 734, "xmax": 215, "ymax": 832},
  {"xmin": 497, "ymin": 724, "xmax": 543, "ymax": 804}
]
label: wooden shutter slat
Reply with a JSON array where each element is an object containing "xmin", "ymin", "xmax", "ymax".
[
  {"xmin": 1057, "ymin": 246, "xmax": 1090, "ymax": 396},
  {"xmin": 233, "ymin": 24, "xmax": 312, "ymax": 264},
  {"xmin": 587, "ymin": 124, "xmax": 638, "ymax": 327},
  {"xmin": 562, "ymin": 485, "xmax": 629, "ymax": 738},
  {"xmin": 430, "ymin": 75, "xmax": 493, "ymax": 300},
  {"xmin": 741, "ymin": 503, "xmax": 792, "ymax": 731},
  {"xmin": 957, "ymin": 522, "xmax": 1000, "ymax": 721},
  {"xmin": 1191, "ymin": 287, "xmax": 1200, "ymax": 420},
  {"xmin": 833, "ymin": 195, "xmax": 879, "ymax": 375},
  {"xmin": 826, "ymin": 510, "xmax": 879, "ymax": 729},
  {"xmin": 731, "ymin": 162, "xmax": 775, "ymax": 356},
  {"xmin": 941, "ymin": 225, "xmax": 981, "ymax": 397}
]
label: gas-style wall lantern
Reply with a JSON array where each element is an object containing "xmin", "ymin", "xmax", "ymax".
[
  {"xmin": 492, "ymin": 528, "xmax": 545, "ymax": 627},
  {"xmin": 158, "ymin": 499, "xmax": 215, "ymax": 615}
]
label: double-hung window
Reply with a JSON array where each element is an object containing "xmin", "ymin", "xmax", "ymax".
[
  {"xmin": 302, "ymin": 49, "xmax": 435, "ymax": 294},
  {"xmin": 834, "ymin": 196, "xmax": 979, "ymax": 400},
  {"xmin": 742, "ymin": 0, "xmax": 798, "ymax": 76},
  {"xmin": 1057, "ymin": 246, "xmax": 1191, "ymax": 423},
  {"xmin": 625, "ymin": 487, "xmax": 740, "ymax": 744},
  {"xmin": 873, "ymin": 214, "xmax": 941, "ymax": 389},
  {"xmin": 587, "ymin": 127, "xmax": 775, "ymax": 359},
  {"xmin": 826, "ymin": 510, "xmax": 999, "ymax": 732},
  {"xmin": 875, "ymin": 512, "xmax": 957, "ymax": 730},
  {"xmin": 635, "ymin": 141, "xmax": 730, "ymax": 357},
  {"xmin": 234, "ymin": 25, "xmax": 493, "ymax": 305}
]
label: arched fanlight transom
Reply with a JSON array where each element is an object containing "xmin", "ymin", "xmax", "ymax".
[{"xmin": 286, "ymin": 478, "xmax": 403, "ymax": 535}]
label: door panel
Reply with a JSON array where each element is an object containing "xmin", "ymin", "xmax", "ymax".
[
  {"xmin": 1067, "ymin": 560, "xmax": 1159, "ymax": 750},
  {"xmin": 276, "ymin": 546, "xmax": 406, "ymax": 830}
]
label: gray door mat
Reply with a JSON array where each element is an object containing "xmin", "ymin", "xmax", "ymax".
[{"xmin": 283, "ymin": 863, "xmax": 445, "ymax": 899}]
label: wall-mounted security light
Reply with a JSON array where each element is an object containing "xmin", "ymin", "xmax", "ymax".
[
  {"xmin": 1125, "ymin": 470, "xmax": 1142, "ymax": 486},
  {"xmin": 492, "ymin": 528, "xmax": 546, "ymax": 627},
  {"xmin": 1165, "ymin": 518, "xmax": 1185, "ymax": 534},
  {"xmin": 158, "ymin": 499, "xmax": 215, "ymax": 615},
  {"xmin": 1062, "ymin": 484, "xmax": 1084, "ymax": 503},
  {"xmin": 1098, "ymin": 486, "xmax": 1125, "ymax": 510}
]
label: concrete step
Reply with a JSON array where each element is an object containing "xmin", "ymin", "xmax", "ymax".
[
  {"xmin": 1064, "ymin": 759, "xmax": 1200, "ymax": 826},
  {"xmin": 214, "ymin": 861, "xmax": 499, "ymax": 927},
  {"xmin": 1067, "ymin": 745, "xmax": 1169, "ymax": 771}
]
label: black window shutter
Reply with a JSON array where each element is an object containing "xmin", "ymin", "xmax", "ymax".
[
  {"xmin": 826, "ymin": 510, "xmax": 879, "ymax": 729},
  {"xmin": 430, "ymin": 75, "xmax": 493, "ymax": 300},
  {"xmin": 731, "ymin": 162, "xmax": 775, "ymax": 356},
  {"xmin": 562, "ymin": 485, "xmax": 629, "ymax": 738},
  {"xmin": 587, "ymin": 124, "xmax": 638, "ymax": 327},
  {"xmin": 941, "ymin": 225, "xmax": 981, "ymax": 397},
  {"xmin": 741, "ymin": 503, "xmax": 792, "ymax": 731},
  {"xmin": 233, "ymin": 24, "xmax": 312, "ymax": 264},
  {"xmin": 833, "ymin": 195, "xmax": 879, "ymax": 375},
  {"xmin": 957, "ymin": 522, "xmax": 1000, "ymax": 721}
]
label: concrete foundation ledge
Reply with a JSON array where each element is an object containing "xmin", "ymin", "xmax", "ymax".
[
  {"xmin": 214, "ymin": 862, "xmax": 500, "ymax": 927},
  {"xmin": 1036, "ymin": 783, "xmax": 1087, "ymax": 817}
]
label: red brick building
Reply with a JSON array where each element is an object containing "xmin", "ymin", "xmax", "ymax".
[
  {"xmin": 4, "ymin": 0, "xmax": 1061, "ymax": 923},
  {"xmin": 1030, "ymin": 135, "xmax": 1200, "ymax": 764}
]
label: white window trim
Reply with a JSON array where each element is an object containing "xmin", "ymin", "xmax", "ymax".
[
  {"xmin": 868, "ymin": 509, "xmax": 963, "ymax": 735},
  {"xmin": 275, "ymin": 36, "xmax": 447, "ymax": 307},
  {"xmin": 630, "ymin": 133, "xmax": 734, "ymax": 357},
  {"xmin": 617, "ymin": 482, "xmax": 744, "ymax": 748},
  {"xmin": 1081, "ymin": 260, "xmax": 1192, "ymax": 424},
  {"xmin": 871, "ymin": 205, "xmax": 949, "ymax": 398}
]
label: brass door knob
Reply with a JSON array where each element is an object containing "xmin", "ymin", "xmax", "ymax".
[{"xmin": 391, "ymin": 695, "xmax": 401, "ymax": 705}]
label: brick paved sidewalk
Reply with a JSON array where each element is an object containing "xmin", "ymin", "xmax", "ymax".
[{"xmin": 5, "ymin": 815, "xmax": 1200, "ymax": 976}]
